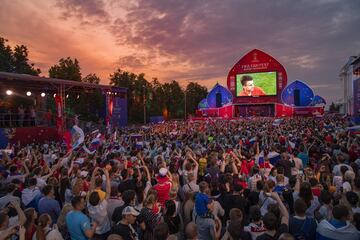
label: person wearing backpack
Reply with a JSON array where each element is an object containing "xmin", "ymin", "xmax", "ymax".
[{"xmin": 289, "ymin": 199, "xmax": 317, "ymax": 240}]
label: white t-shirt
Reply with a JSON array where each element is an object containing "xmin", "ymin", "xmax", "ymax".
[
  {"xmin": 32, "ymin": 227, "xmax": 64, "ymax": 240},
  {"xmin": 22, "ymin": 187, "xmax": 41, "ymax": 206},
  {"xmin": 36, "ymin": 177, "xmax": 47, "ymax": 189},
  {"xmin": 259, "ymin": 191, "xmax": 277, "ymax": 216},
  {"xmin": 88, "ymin": 199, "xmax": 111, "ymax": 234},
  {"xmin": 342, "ymin": 182, "xmax": 352, "ymax": 193}
]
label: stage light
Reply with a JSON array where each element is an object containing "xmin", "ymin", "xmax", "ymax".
[
  {"xmin": 6, "ymin": 90, "xmax": 13, "ymax": 95},
  {"xmin": 66, "ymin": 94, "xmax": 69, "ymax": 98},
  {"xmin": 77, "ymin": 94, "xmax": 80, "ymax": 99},
  {"xmin": 41, "ymin": 93, "xmax": 46, "ymax": 97},
  {"xmin": 53, "ymin": 93, "xmax": 56, "ymax": 98},
  {"xmin": 26, "ymin": 91, "xmax": 32, "ymax": 96}
]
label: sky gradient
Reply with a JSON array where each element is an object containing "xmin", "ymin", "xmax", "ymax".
[{"xmin": 1, "ymin": 0, "xmax": 359, "ymax": 104}]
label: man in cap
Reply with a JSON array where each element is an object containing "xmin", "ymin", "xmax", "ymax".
[{"xmin": 112, "ymin": 206, "xmax": 139, "ymax": 240}]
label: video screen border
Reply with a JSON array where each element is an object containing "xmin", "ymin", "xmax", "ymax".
[{"xmin": 235, "ymin": 71, "xmax": 278, "ymax": 97}]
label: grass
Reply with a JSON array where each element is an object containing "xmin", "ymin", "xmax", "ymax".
[{"xmin": 236, "ymin": 72, "xmax": 277, "ymax": 96}]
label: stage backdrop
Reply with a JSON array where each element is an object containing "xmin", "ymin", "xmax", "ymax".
[
  {"xmin": 227, "ymin": 49, "xmax": 287, "ymax": 104},
  {"xmin": 354, "ymin": 78, "xmax": 360, "ymax": 115}
]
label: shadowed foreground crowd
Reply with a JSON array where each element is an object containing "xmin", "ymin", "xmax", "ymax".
[{"xmin": 1, "ymin": 116, "xmax": 360, "ymax": 240}]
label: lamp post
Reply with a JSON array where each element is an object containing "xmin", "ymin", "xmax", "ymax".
[
  {"xmin": 143, "ymin": 85, "xmax": 146, "ymax": 124},
  {"xmin": 184, "ymin": 88, "xmax": 187, "ymax": 120}
]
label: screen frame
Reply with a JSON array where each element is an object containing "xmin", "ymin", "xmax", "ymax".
[{"xmin": 235, "ymin": 71, "xmax": 278, "ymax": 97}]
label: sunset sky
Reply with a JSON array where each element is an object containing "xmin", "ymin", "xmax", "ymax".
[{"xmin": 1, "ymin": 0, "xmax": 359, "ymax": 104}]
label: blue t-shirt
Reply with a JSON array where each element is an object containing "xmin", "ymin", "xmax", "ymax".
[
  {"xmin": 66, "ymin": 210, "xmax": 91, "ymax": 240},
  {"xmin": 297, "ymin": 152, "xmax": 309, "ymax": 168},
  {"xmin": 38, "ymin": 197, "xmax": 61, "ymax": 224},
  {"xmin": 274, "ymin": 185, "xmax": 286, "ymax": 195},
  {"xmin": 289, "ymin": 216, "xmax": 317, "ymax": 240},
  {"xmin": 195, "ymin": 192, "xmax": 211, "ymax": 216}
]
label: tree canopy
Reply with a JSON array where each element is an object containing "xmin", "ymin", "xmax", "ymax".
[{"xmin": 0, "ymin": 37, "xmax": 40, "ymax": 75}]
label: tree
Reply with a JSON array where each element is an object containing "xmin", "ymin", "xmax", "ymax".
[
  {"xmin": 0, "ymin": 37, "xmax": 13, "ymax": 72},
  {"xmin": 82, "ymin": 73, "xmax": 100, "ymax": 84},
  {"xmin": 48, "ymin": 58, "xmax": 103, "ymax": 122},
  {"xmin": 163, "ymin": 81, "xmax": 184, "ymax": 119},
  {"xmin": 185, "ymin": 82, "xmax": 208, "ymax": 117},
  {"xmin": 109, "ymin": 68, "xmax": 208, "ymax": 123},
  {"xmin": 0, "ymin": 37, "xmax": 40, "ymax": 75},
  {"xmin": 149, "ymin": 78, "xmax": 165, "ymax": 116},
  {"xmin": 12, "ymin": 45, "xmax": 40, "ymax": 75},
  {"xmin": 49, "ymin": 57, "xmax": 81, "ymax": 81},
  {"xmin": 110, "ymin": 69, "xmax": 141, "ymax": 122}
]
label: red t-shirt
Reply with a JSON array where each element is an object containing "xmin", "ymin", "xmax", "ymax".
[
  {"xmin": 238, "ymin": 87, "xmax": 266, "ymax": 96},
  {"xmin": 153, "ymin": 179, "xmax": 172, "ymax": 208}
]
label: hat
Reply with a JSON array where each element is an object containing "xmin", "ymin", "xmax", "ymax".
[
  {"xmin": 80, "ymin": 171, "xmax": 88, "ymax": 178},
  {"xmin": 122, "ymin": 206, "xmax": 139, "ymax": 216},
  {"xmin": 159, "ymin": 168, "xmax": 168, "ymax": 177}
]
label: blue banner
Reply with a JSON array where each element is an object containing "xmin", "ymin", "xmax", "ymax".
[{"xmin": 0, "ymin": 129, "xmax": 9, "ymax": 149}]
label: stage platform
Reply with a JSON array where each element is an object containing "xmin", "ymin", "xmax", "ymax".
[
  {"xmin": 195, "ymin": 103, "xmax": 324, "ymax": 118},
  {"xmin": 0, "ymin": 127, "xmax": 60, "ymax": 148}
]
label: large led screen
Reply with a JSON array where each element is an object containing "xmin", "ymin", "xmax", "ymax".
[{"xmin": 236, "ymin": 72, "xmax": 277, "ymax": 97}]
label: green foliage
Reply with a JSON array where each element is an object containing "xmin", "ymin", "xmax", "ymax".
[
  {"xmin": 48, "ymin": 59, "xmax": 102, "ymax": 122},
  {"xmin": 110, "ymin": 69, "xmax": 208, "ymax": 122},
  {"xmin": 49, "ymin": 57, "xmax": 81, "ymax": 81},
  {"xmin": 0, "ymin": 37, "xmax": 40, "ymax": 75},
  {"xmin": 163, "ymin": 81, "xmax": 185, "ymax": 119},
  {"xmin": 186, "ymin": 82, "xmax": 208, "ymax": 117},
  {"xmin": 0, "ymin": 37, "xmax": 14, "ymax": 72},
  {"xmin": 82, "ymin": 73, "xmax": 100, "ymax": 84}
]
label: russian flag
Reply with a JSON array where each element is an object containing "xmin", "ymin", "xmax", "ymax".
[
  {"xmin": 258, "ymin": 154, "xmax": 265, "ymax": 165},
  {"xmin": 268, "ymin": 151, "xmax": 281, "ymax": 165},
  {"xmin": 249, "ymin": 137, "xmax": 257, "ymax": 145},
  {"xmin": 347, "ymin": 126, "xmax": 360, "ymax": 135},
  {"xmin": 257, "ymin": 151, "xmax": 281, "ymax": 165},
  {"xmin": 288, "ymin": 140, "xmax": 296, "ymax": 149},
  {"xmin": 273, "ymin": 119, "xmax": 283, "ymax": 127},
  {"xmin": 90, "ymin": 133, "xmax": 102, "ymax": 148}
]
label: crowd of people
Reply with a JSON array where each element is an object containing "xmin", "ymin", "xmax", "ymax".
[
  {"xmin": 1, "ymin": 115, "xmax": 360, "ymax": 240},
  {"xmin": 0, "ymin": 106, "xmax": 37, "ymax": 128}
]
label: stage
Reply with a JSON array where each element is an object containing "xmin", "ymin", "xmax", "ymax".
[
  {"xmin": 196, "ymin": 49, "xmax": 325, "ymax": 118},
  {"xmin": 195, "ymin": 103, "xmax": 324, "ymax": 118}
]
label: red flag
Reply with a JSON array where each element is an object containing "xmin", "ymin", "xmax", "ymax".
[{"xmin": 63, "ymin": 131, "xmax": 72, "ymax": 151}]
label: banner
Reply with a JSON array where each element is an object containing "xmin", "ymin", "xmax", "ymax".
[{"xmin": 55, "ymin": 96, "xmax": 63, "ymax": 135}]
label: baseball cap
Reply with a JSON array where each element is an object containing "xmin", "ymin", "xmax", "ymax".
[
  {"xmin": 122, "ymin": 206, "xmax": 139, "ymax": 216},
  {"xmin": 80, "ymin": 171, "xmax": 88, "ymax": 178},
  {"xmin": 159, "ymin": 168, "xmax": 168, "ymax": 177}
]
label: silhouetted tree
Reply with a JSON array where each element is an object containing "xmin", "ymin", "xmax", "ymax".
[
  {"xmin": 83, "ymin": 73, "xmax": 100, "ymax": 84},
  {"xmin": 49, "ymin": 57, "xmax": 81, "ymax": 81}
]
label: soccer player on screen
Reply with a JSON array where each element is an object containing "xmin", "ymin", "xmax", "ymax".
[{"xmin": 239, "ymin": 75, "xmax": 266, "ymax": 96}]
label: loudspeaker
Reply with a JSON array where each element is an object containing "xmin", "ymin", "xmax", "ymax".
[
  {"xmin": 216, "ymin": 92, "xmax": 222, "ymax": 108},
  {"xmin": 294, "ymin": 89, "xmax": 300, "ymax": 106}
]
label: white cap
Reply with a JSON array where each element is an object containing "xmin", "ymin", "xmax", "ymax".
[
  {"xmin": 159, "ymin": 167, "xmax": 168, "ymax": 176},
  {"xmin": 122, "ymin": 206, "xmax": 139, "ymax": 216},
  {"xmin": 80, "ymin": 171, "xmax": 88, "ymax": 178}
]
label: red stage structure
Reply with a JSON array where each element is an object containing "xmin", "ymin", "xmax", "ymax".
[
  {"xmin": 195, "ymin": 49, "xmax": 325, "ymax": 118},
  {"xmin": 0, "ymin": 72, "xmax": 127, "ymax": 146}
]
